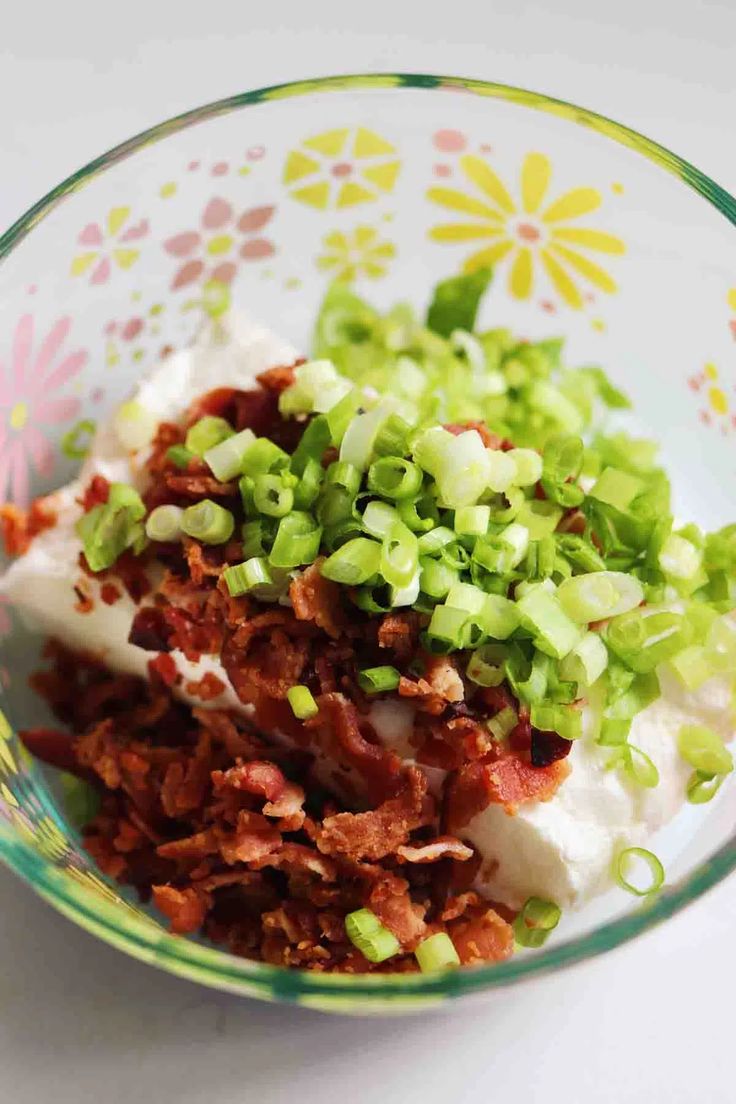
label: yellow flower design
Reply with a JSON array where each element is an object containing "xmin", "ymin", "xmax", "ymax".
[
  {"xmin": 316, "ymin": 226, "xmax": 396, "ymax": 282},
  {"xmin": 71, "ymin": 207, "xmax": 149, "ymax": 284},
  {"xmin": 728, "ymin": 287, "xmax": 736, "ymax": 340},
  {"xmin": 427, "ymin": 152, "xmax": 625, "ymax": 309},
  {"xmin": 689, "ymin": 362, "xmax": 735, "ymax": 434},
  {"xmin": 284, "ymin": 127, "xmax": 400, "ymax": 210}
]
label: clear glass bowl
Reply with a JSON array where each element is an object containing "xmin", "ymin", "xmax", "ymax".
[{"xmin": 1, "ymin": 74, "xmax": 734, "ymax": 1015}]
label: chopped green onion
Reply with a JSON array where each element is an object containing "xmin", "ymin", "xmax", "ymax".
[
  {"xmin": 466, "ymin": 643, "xmax": 508, "ymax": 687},
  {"xmin": 446, "ymin": 581, "xmax": 487, "ymax": 614},
  {"xmin": 487, "ymin": 705, "xmax": 518, "ymax": 740},
  {"xmin": 61, "ymin": 418, "xmax": 96, "ymax": 460},
  {"xmin": 606, "ymin": 609, "xmax": 689, "ymax": 673},
  {"xmin": 368, "ymin": 457, "xmax": 423, "ymax": 500},
  {"xmin": 317, "ymin": 485, "xmax": 355, "ymax": 527},
  {"xmin": 414, "ymin": 932, "xmax": 460, "ymax": 973},
  {"xmin": 613, "ymin": 847, "xmax": 665, "ymax": 897},
  {"xmin": 253, "ymin": 473, "xmax": 295, "ymax": 518},
  {"xmin": 358, "ymin": 666, "xmax": 401, "ymax": 694},
  {"xmin": 241, "ymin": 437, "xmax": 290, "ymax": 476},
  {"xmin": 326, "ymin": 460, "xmax": 361, "ymax": 497},
  {"xmin": 241, "ymin": 519, "xmax": 269, "ymax": 558},
  {"xmin": 623, "ymin": 744, "xmax": 660, "ymax": 788},
  {"xmin": 455, "ymin": 505, "xmax": 490, "ymax": 537},
  {"xmin": 167, "ymin": 444, "xmax": 196, "ymax": 469},
  {"xmin": 324, "ymin": 518, "xmax": 363, "ymax": 552},
  {"xmin": 223, "ymin": 557, "xmax": 274, "ymax": 597},
  {"xmin": 325, "ymin": 388, "xmax": 361, "ymax": 445},
  {"xmin": 555, "ymin": 534, "xmax": 606, "ymax": 573},
  {"xmin": 389, "ymin": 568, "xmax": 421, "ymax": 608},
  {"xmin": 677, "ymin": 724, "xmax": 733, "ymax": 777},
  {"xmin": 279, "ymin": 359, "xmax": 351, "ymax": 416},
  {"xmin": 108, "ymin": 483, "xmax": 146, "ymax": 515},
  {"xmin": 291, "ymin": 415, "xmax": 331, "ymax": 475},
  {"xmin": 589, "ymin": 466, "xmax": 644, "ymax": 513},
  {"xmin": 668, "ymin": 645, "xmax": 714, "ymax": 691},
  {"xmin": 59, "ymin": 772, "xmax": 101, "ymax": 829},
  {"xmin": 340, "ymin": 405, "xmax": 391, "ymax": 470},
  {"xmin": 361, "ymin": 500, "xmax": 400, "ymax": 539},
  {"xmin": 686, "ymin": 771, "xmax": 726, "ymax": 804},
  {"xmin": 344, "ymin": 908, "xmax": 400, "ymax": 963},
  {"xmin": 482, "ymin": 594, "xmax": 520, "ymax": 639},
  {"xmin": 515, "ymin": 499, "xmax": 563, "ymax": 539},
  {"xmin": 269, "ymin": 512, "xmax": 322, "ymax": 568},
  {"xmin": 530, "ymin": 703, "xmax": 582, "ymax": 741},
  {"xmin": 381, "ymin": 522, "xmax": 418, "ymax": 588},
  {"xmin": 181, "ymin": 499, "xmax": 235, "ymax": 545},
  {"xmin": 75, "ymin": 485, "xmax": 146, "ymax": 572},
  {"xmin": 374, "ymin": 412, "xmax": 412, "ymax": 458},
  {"xmin": 397, "ymin": 494, "xmax": 439, "ymax": 534},
  {"xmin": 659, "ymin": 533, "xmax": 702, "ymax": 580},
  {"xmin": 417, "ymin": 526, "xmax": 456, "ymax": 556},
  {"xmin": 113, "ymin": 399, "xmax": 156, "ymax": 451},
  {"xmin": 145, "ymin": 504, "xmax": 184, "ymax": 543},
  {"xmin": 321, "ymin": 538, "xmax": 381, "ymax": 585},
  {"xmin": 293, "ymin": 457, "xmax": 324, "ymax": 510},
  {"xmin": 517, "ymin": 589, "xmax": 581, "ymax": 660},
  {"xmin": 542, "ymin": 435, "xmax": 584, "ymax": 485},
  {"xmin": 287, "ymin": 685, "xmax": 319, "ymax": 720},
  {"xmin": 557, "ymin": 571, "xmax": 644, "ymax": 623},
  {"xmin": 597, "ymin": 717, "xmax": 632, "ymax": 747},
  {"xmin": 559, "ymin": 631, "xmax": 608, "ymax": 686},
  {"xmin": 420, "ymin": 557, "xmax": 458, "ymax": 599},
  {"xmin": 513, "ymin": 897, "xmax": 562, "ymax": 948},
  {"xmin": 205, "ymin": 427, "xmax": 257, "ymax": 481},
  {"xmin": 185, "ymin": 415, "xmax": 233, "ymax": 457},
  {"xmin": 508, "ymin": 448, "xmax": 543, "ymax": 487},
  {"xmin": 425, "ymin": 605, "xmax": 470, "ymax": 653}
]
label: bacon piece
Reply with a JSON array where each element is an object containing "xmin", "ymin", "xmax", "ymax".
[
  {"xmin": 397, "ymin": 836, "xmax": 474, "ymax": 864},
  {"xmin": 217, "ymin": 810, "xmax": 282, "ymax": 865},
  {"xmin": 446, "ymin": 757, "xmax": 571, "ymax": 831},
  {"xmin": 377, "ymin": 611, "xmax": 420, "ymax": 662},
  {"xmin": 440, "ymin": 891, "xmax": 484, "ymax": 922},
  {"xmin": 79, "ymin": 474, "xmax": 111, "ymax": 512},
  {"xmin": 100, "ymin": 582, "xmax": 122, "ymax": 605},
  {"xmin": 185, "ymin": 672, "xmax": 226, "ymax": 701},
  {"xmin": 289, "ymin": 561, "xmax": 346, "ymax": 639},
  {"xmin": 262, "ymin": 782, "xmax": 306, "ymax": 831},
  {"xmin": 443, "ymin": 421, "xmax": 505, "ymax": 450},
  {"xmin": 0, "ymin": 499, "xmax": 58, "ymax": 556},
  {"xmin": 152, "ymin": 885, "xmax": 210, "ymax": 934},
  {"xmin": 252, "ymin": 842, "xmax": 338, "ymax": 882},
  {"xmin": 165, "ymin": 473, "xmax": 237, "ymax": 499},
  {"xmin": 424, "ymin": 655, "xmax": 464, "ymax": 702},
  {"xmin": 530, "ymin": 729, "xmax": 573, "ymax": 767},
  {"xmin": 163, "ymin": 606, "xmax": 223, "ymax": 662},
  {"xmin": 73, "ymin": 585, "xmax": 94, "ymax": 614},
  {"xmin": 128, "ymin": 607, "xmax": 173, "ymax": 652},
  {"xmin": 147, "ymin": 653, "xmax": 178, "ymax": 688},
  {"xmin": 317, "ymin": 767, "xmax": 430, "ymax": 860},
  {"xmin": 156, "ymin": 829, "xmax": 219, "ymax": 862},
  {"xmin": 256, "ymin": 363, "xmax": 299, "ymax": 392},
  {"xmin": 368, "ymin": 873, "xmax": 426, "ymax": 949},
  {"xmin": 212, "ymin": 760, "xmax": 286, "ymax": 804},
  {"xmin": 305, "ymin": 693, "xmax": 403, "ymax": 803},
  {"xmin": 433, "ymin": 715, "xmax": 494, "ymax": 762},
  {"xmin": 447, "ymin": 907, "xmax": 514, "ymax": 965}
]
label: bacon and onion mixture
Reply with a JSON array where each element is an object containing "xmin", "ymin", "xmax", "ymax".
[{"xmin": 6, "ymin": 273, "xmax": 736, "ymax": 973}]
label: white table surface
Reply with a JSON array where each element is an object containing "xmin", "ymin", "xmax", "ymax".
[{"xmin": 1, "ymin": 3, "xmax": 735, "ymax": 1101}]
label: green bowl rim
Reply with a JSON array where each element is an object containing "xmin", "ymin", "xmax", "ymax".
[{"xmin": 1, "ymin": 72, "xmax": 734, "ymax": 1007}]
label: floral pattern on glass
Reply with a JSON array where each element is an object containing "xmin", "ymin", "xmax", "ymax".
[
  {"xmin": 316, "ymin": 225, "xmax": 396, "ymax": 282},
  {"xmin": 0, "ymin": 316, "xmax": 87, "ymax": 506},
  {"xmin": 163, "ymin": 198, "xmax": 276, "ymax": 290},
  {"xmin": 284, "ymin": 127, "xmax": 400, "ymax": 210},
  {"xmin": 427, "ymin": 151, "xmax": 626, "ymax": 309},
  {"xmin": 70, "ymin": 207, "xmax": 149, "ymax": 285},
  {"xmin": 689, "ymin": 362, "xmax": 736, "ymax": 435}
]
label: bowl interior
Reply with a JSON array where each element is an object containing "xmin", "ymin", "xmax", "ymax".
[{"xmin": 1, "ymin": 74, "xmax": 735, "ymax": 1013}]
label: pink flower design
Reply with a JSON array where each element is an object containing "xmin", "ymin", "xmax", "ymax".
[
  {"xmin": 71, "ymin": 207, "xmax": 149, "ymax": 285},
  {"xmin": 163, "ymin": 197, "xmax": 276, "ymax": 290},
  {"xmin": 0, "ymin": 316, "xmax": 87, "ymax": 505}
]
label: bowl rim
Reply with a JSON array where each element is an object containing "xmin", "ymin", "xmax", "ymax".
[{"xmin": 1, "ymin": 71, "xmax": 735, "ymax": 1008}]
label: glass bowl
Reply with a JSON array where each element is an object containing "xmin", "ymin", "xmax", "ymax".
[{"xmin": 0, "ymin": 74, "xmax": 734, "ymax": 1016}]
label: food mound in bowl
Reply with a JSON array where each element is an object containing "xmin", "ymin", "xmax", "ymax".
[{"xmin": 2, "ymin": 271, "xmax": 735, "ymax": 974}]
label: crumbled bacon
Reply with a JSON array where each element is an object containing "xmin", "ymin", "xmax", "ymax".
[
  {"xmin": 212, "ymin": 760, "xmax": 286, "ymax": 804},
  {"xmin": 147, "ymin": 653, "xmax": 178, "ymax": 687},
  {"xmin": 165, "ymin": 473, "xmax": 237, "ymax": 499},
  {"xmin": 152, "ymin": 885, "xmax": 210, "ymax": 934},
  {"xmin": 397, "ymin": 836, "xmax": 474, "ymax": 864},
  {"xmin": 447, "ymin": 907, "xmax": 514, "ymax": 965},
  {"xmin": 0, "ymin": 499, "xmax": 57, "ymax": 556},
  {"xmin": 289, "ymin": 561, "xmax": 346, "ymax": 639},
  {"xmin": 446, "ymin": 756, "xmax": 571, "ymax": 831},
  {"xmin": 129, "ymin": 607, "xmax": 172, "ymax": 652},
  {"xmin": 317, "ymin": 767, "xmax": 430, "ymax": 860},
  {"xmin": 530, "ymin": 728, "xmax": 573, "ymax": 767},
  {"xmin": 79, "ymin": 474, "xmax": 111, "ymax": 512},
  {"xmin": 377, "ymin": 611, "xmax": 420, "ymax": 662},
  {"xmin": 100, "ymin": 582, "xmax": 122, "ymax": 606},
  {"xmin": 185, "ymin": 672, "xmax": 226, "ymax": 701},
  {"xmin": 256, "ymin": 363, "xmax": 300, "ymax": 392}
]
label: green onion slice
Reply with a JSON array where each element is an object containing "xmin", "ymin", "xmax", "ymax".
[
  {"xmin": 358, "ymin": 666, "xmax": 401, "ymax": 694},
  {"xmin": 286, "ymin": 685, "xmax": 319, "ymax": 720},
  {"xmin": 414, "ymin": 932, "xmax": 460, "ymax": 973},
  {"xmin": 677, "ymin": 724, "xmax": 733, "ymax": 777},
  {"xmin": 613, "ymin": 847, "xmax": 665, "ymax": 897},
  {"xmin": 145, "ymin": 504, "xmax": 184, "ymax": 543},
  {"xmin": 181, "ymin": 499, "xmax": 235, "ymax": 545},
  {"xmin": 513, "ymin": 897, "xmax": 562, "ymax": 949},
  {"xmin": 185, "ymin": 415, "xmax": 233, "ymax": 457},
  {"xmin": 344, "ymin": 908, "xmax": 400, "ymax": 963}
]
